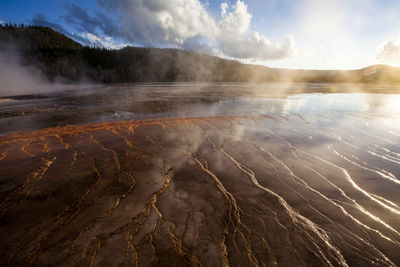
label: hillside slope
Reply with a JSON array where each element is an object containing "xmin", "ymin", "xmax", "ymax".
[{"xmin": 1, "ymin": 24, "xmax": 400, "ymax": 84}]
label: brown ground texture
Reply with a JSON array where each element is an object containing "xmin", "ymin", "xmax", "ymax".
[{"xmin": 0, "ymin": 116, "xmax": 399, "ymax": 266}]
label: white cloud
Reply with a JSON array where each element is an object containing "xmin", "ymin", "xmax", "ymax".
[
  {"xmin": 97, "ymin": 0, "xmax": 218, "ymax": 46},
  {"xmin": 81, "ymin": 33, "xmax": 127, "ymax": 49},
  {"xmin": 182, "ymin": 35, "xmax": 221, "ymax": 56},
  {"xmin": 220, "ymin": 2, "xmax": 228, "ymax": 17},
  {"xmin": 94, "ymin": 0, "xmax": 295, "ymax": 60},
  {"xmin": 216, "ymin": 1, "xmax": 294, "ymax": 60},
  {"xmin": 219, "ymin": 1, "xmax": 251, "ymax": 36},
  {"xmin": 0, "ymin": 19, "xmax": 4, "ymax": 24},
  {"xmin": 376, "ymin": 37, "xmax": 400, "ymax": 63}
]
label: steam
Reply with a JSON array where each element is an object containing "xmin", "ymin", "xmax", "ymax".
[
  {"xmin": 0, "ymin": 50, "xmax": 47, "ymax": 97},
  {"xmin": 0, "ymin": 49, "xmax": 97, "ymax": 97}
]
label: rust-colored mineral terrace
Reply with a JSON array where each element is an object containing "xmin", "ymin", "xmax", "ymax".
[{"xmin": 1, "ymin": 85, "xmax": 400, "ymax": 266}]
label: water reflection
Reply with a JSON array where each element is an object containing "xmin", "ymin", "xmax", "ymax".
[{"xmin": 0, "ymin": 83, "xmax": 399, "ymax": 266}]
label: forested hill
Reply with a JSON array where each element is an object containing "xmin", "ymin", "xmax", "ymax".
[{"xmin": 1, "ymin": 24, "xmax": 400, "ymax": 84}]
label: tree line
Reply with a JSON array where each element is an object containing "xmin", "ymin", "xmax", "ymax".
[{"xmin": 1, "ymin": 24, "xmax": 400, "ymax": 84}]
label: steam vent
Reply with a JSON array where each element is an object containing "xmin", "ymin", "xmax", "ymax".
[{"xmin": 1, "ymin": 85, "xmax": 400, "ymax": 266}]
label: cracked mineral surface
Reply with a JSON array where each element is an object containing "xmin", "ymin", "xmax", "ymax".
[{"xmin": 1, "ymin": 83, "xmax": 400, "ymax": 266}]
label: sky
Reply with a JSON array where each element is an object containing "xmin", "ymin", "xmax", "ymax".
[{"xmin": 1, "ymin": 0, "xmax": 400, "ymax": 70}]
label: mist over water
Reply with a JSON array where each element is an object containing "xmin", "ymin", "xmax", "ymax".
[
  {"xmin": 1, "ymin": 83, "xmax": 400, "ymax": 266},
  {"xmin": 1, "ymin": 83, "xmax": 399, "ymax": 134},
  {"xmin": 0, "ymin": 49, "xmax": 99, "ymax": 98}
]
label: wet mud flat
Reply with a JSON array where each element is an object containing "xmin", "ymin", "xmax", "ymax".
[{"xmin": 0, "ymin": 84, "xmax": 400, "ymax": 266}]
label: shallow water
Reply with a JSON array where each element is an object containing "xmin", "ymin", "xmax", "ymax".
[
  {"xmin": 0, "ymin": 83, "xmax": 399, "ymax": 266},
  {"xmin": 0, "ymin": 83, "xmax": 399, "ymax": 135}
]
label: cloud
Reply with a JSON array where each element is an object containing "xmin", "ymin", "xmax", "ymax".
[
  {"xmin": 218, "ymin": 33, "xmax": 294, "ymax": 60},
  {"xmin": 376, "ymin": 37, "xmax": 400, "ymax": 63},
  {"xmin": 219, "ymin": 1, "xmax": 251, "ymax": 36},
  {"xmin": 31, "ymin": 13, "xmax": 89, "ymax": 45},
  {"xmin": 96, "ymin": 0, "xmax": 218, "ymax": 46},
  {"xmin": 216, "ymin": 1, "xmax": 295, "ymax": 60},
  {"xmin": 31, "ymin": 13, "xmax": 70, "ymax": 36},
  {"xmin": 96, "ymin": 0, "xmax": 295, "ymax": 60},
  {"xmin": 31, "ymin": 13, "xmax": 123, "ymax": 49},
  {"xmin": 33, "ymin": 0, "xmax": 295, "ymax": 60},
  {"xmin": 61, "ymin": 3, "xmax": 123, "ymax": 39},
  {"xmin": 182, "ymin": 35, "xmax": 220, "ymax": 56},
  {"xmin": 81, "ymin": 32, "xmax": 127, "ymax": 49}
]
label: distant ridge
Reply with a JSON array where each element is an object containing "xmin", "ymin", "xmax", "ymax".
[{"xmin": 1, "ymin": 24, "xmax": 400, "ymax": 84}]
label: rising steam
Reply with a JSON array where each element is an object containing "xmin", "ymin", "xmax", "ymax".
[{"xmin": 0, "ymin": 50, "xmax": 47, "ymax": 97}]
